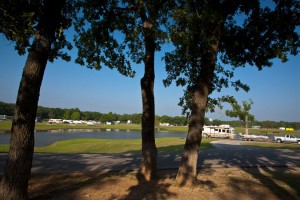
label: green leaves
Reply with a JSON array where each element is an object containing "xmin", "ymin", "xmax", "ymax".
[
  {"xmin": 223, "ymin": 96, "xmax": 255, "ymax": 125},
  {"xmin": 73, "ymin": 0, "xmax": 136, "ymax": 77},
  {"xmin": 0, "ymin": 0, "xmax": 74, "ymax": 61},
  {"xmin": 164, "ymin": 0, "xmax": 299, "ymax": 115},
  {"xmin": 0, "ymin": 0, "xmax": 37, "ymax": 55},
  {"xmin": 220, "ymin": 0, "xmax": 300, "ymax": 69}
]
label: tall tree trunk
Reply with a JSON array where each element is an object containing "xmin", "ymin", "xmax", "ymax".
[
  {"xmin": 0, "ymin": 1, "xmax": 65, "ymax": 199},
  {"xmin": 176, "ymin": 26, "xmax": 221, "ymax": 186},
  {"xmin": 245, "ymin": 115, "xmax": 249, "ymax": 134},
  {"xmin": 176, "ymin": 66, "xmax": 215, "ymax": 186},
  {"xmin": 139, "ymin": 26, "xmax": 157, "ymax": 181}
]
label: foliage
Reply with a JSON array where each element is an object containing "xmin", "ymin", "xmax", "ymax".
[
  {"xmin": 0, "ymin": 102, "xmax": 15, "ymax": 116},
  {"xmin": 223, "ymin": 96, "xmax": 255, "ymax": 127},
  {"xmin": 73, "ymin": 0, "xmax": 135, "ymax": 77},
  {"xmin": 0, "ymin": 0, "xmax": 74, "ymax": 60},
  {"xmin": 164, "ymin": 0, "xmax": 300, "ymax": 114}
]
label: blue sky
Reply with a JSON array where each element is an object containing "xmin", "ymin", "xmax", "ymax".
[{"xmin": 0, "ymin": 35, "xmax": 299, "ymax": 122}]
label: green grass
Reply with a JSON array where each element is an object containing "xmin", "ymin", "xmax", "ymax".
[
  {"xmin": 0, "ymin": 121, "xmax": 11, "ymax": 131},
  {"xmin": 0, "ymin": 144, "xmax": 9, "ymax": 152},
  {"xmin": 244, "ymin": 142, "xmax": 300, "ymax": 150},
  {"xmin": 157, "ymin": 126, "xmax": 188, "ymax": 132},
  {"xmin": 235, "ymin": 127, "xmax": 300, "ymax": 136},
  {"xmin": 0, "ymin": 138, "xmax": 214, "ymax": 154}
]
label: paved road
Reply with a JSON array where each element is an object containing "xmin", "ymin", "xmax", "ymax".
[{"xmin": 0, "ymin": 140, "xmax": 299, "ymax": 174}]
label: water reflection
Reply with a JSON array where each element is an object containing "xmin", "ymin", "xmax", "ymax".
[{"xmin": 0, "ymin": 129, "xmax": 186, "ymax": 147}]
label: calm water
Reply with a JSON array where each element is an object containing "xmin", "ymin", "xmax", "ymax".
[{"xmin": 0, "ymin": 129, "xmax": 186, "ymax": 146}]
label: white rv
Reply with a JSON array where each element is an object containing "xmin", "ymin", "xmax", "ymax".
[
  {"xmin": 202, "ymin": 125, "xmax": 236, "ymax": 139},
  {"xmin": 48, "ymin": 119, "xmax": 63, "ymax": 124}
]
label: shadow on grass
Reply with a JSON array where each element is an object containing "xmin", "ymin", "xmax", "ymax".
[
  {"xmin": 28, "ymin": 170, "xmax": 179, "ymax": 200},
  {"xmin": 197, "ymin": 143, "xmax": 300, "ymax": 199},
  {"xmin": 118, "ymin": 171, "xmax": 177, "ymax": 200},
  {"xmin": 28, "ymin": 172, "xmax": 124, "ymax": 199},
  {"xmin": 239, "ymin": 167, "xmax": 300, "ymax": 199},
  {"xmin": 2, "ymin": 141, "xmax": 300, "ymax": 199}
]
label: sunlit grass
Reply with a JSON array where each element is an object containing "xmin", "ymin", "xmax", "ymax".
[
  {"xmin": 235, "ymin": 127, "xmax": 300, "ymax": 136},
  {"xmin": 0, "ymin": 138, "xmax": 214, "ymax": 154},
  {"xmin": 244, "ymin": 142, "xmax": 300, "ymax": 150}
]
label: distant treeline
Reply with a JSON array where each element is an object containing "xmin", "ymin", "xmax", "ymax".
[
  {"xmin": 1, "ymin": 101, "xmax": 299, "ymax": 129},
  {"xmin": 0, "ymin": 101, "xmax": 187, "ymax": 125}
]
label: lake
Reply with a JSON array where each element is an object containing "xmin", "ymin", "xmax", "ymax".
[{"xmin": 0, "ymin": 129, "xmax": 187, "ymax": 146}]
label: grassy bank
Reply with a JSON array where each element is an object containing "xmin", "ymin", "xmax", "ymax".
[
  {"xmin": 244, "ymin": 142, "xmax": 300, "ymax": 150},
  {"xmin": 235, "ymin": 127, "xmax": 300, "ymax": 136},
  {"xmin": 0, "ymin": 138, "xmax": 214, "ymax": 154}
]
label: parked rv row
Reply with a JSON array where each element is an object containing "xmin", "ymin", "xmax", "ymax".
[
  {"xmin": 47, "ymin": 119, "xmax": 131, "ymax": 125},
  {"xmin": 202, "ymin": 125, "xmax": 300, "ymax": 145},
  {"xmin": 48, "ymin": 119, "xmax": 99, "ymax": 125}
]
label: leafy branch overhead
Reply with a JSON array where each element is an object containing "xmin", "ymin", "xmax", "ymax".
[
  {"xmin": 74, "ymin": 0, "xmax": 177, "ymax": 78},
  {"xmin": 164, "ymin": 0, "xmax": 300, "ymax": 114},
  {"xmin": 0, "ymin": 0, "xmax": 74, "ymax": 61},
  {"xmin": 73, "ymin": 0, "xmax": 134, "ymax": 77}
]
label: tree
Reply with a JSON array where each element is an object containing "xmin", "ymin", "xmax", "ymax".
[
  {"xmin": 116, "ymin": 0, "xmax": 174, "ymax": 180},
  {"xmin": 0, "ymin": 0, "xmax": 73, "ymax": 198},
  {"xmin": 0, "ymin": 101, "xmax": 15, "ymax": 116},
  {"xmin": 75, "ymin": 0, "xmax": 174, "ymax": 180},
  {"xmin": 224, "ymin": 97, "xmax": 254, "ymax": 134},
  {"xmin": 71, "ymin": 110, "xmax": 81, "ymax": 120},
  {"xmin": 63, "ymin": 109, "xmax": 72, "ymax": 120},
  {"xmin": 164, "ymin": 0, "xmax": 299, "ymax": 186}
]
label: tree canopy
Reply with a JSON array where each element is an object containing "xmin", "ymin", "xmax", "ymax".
[
  {"xmin": 224, "ymin": 97, "xmax": 255, "ymax": 123},
  {"xmin": 164, "ymin": 0, "xmax": 300, "ymax": 114},
  {"xmin": 0, "ymin": 0, "xmax": 74, "ymax": 60},
  {"xmin": 224, "ymin": 96, "xmax": 254, "ymax": 134}
]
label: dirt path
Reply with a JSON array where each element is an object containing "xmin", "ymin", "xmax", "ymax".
[
  {"xmin": 1, "ymin": 140, "xmax": 299, "ymax": 174},
  {"xmin": 28, "ymin": 167, "xmax": 300, "ymax": 200}
]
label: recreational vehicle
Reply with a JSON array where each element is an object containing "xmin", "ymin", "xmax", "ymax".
[
  {"xmin": 48, "ymin": 119, "xmax": 63, "ymax": 124},
  {"xmin": 202, "ymin": 125, "xmax": 236, "ymax": 139}
]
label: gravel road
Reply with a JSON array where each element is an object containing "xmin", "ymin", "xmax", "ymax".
[{"xmin": 0, "ymin": 140, "xmax": 299, "ymax": 174}]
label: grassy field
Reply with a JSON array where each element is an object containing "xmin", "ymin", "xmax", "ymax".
[
  {"xmin": 244, "ymin": 141, "xmax": 300, "ymax": 150},
  {"xmin": 1, "ymin": 120, "xmax": 299, "ymax": 135},
  {"xmin": 235, "ymin": 127, "xmax": 300, "ymax": 136},
  {"xmin": 0, "ymin": 138, "xmax": 214, "ymax": 154}
]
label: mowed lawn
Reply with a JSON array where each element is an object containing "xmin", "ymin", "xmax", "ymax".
[
  {"xmin": 0, "ymin": 138, "xmax": 214, "ymax": 154},
  {"xmin": 244, "ymin": 142, "xmax": 300, "ymax": 150}
]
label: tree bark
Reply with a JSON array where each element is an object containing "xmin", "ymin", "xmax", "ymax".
[
  {"xmin": 0, "ymin": 1, "xmax": 65, "ymax": 199},
  {"xmin": 176, "ymin": 66, "xmax": 215, "ymax": 186},
  {"xmin": 139, "ymin": 26, "xmax": 157, "ymax": 181},
  {"xmin": 245, "ymin": 115, "xmax": 249, "ymax": 134},
  {"xmin": 176, "ymin": 26, "xmax": 221, "ymax": 187}
]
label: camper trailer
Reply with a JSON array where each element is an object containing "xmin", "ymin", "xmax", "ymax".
[
  {"xmin": 48, "ymin": 119, "xmax": 63, "ymax": 124},
  {"xmin": 202, "ymin": 125, "xmax": 236, "ymax": 139}
]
